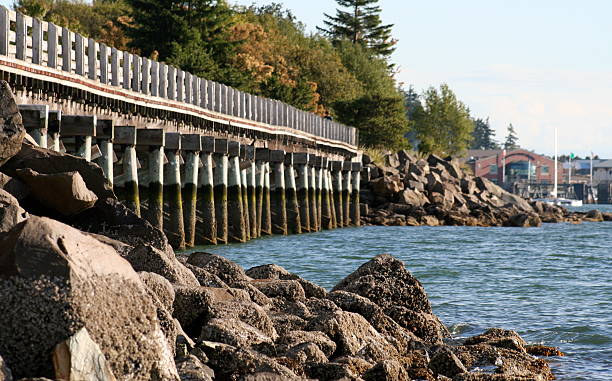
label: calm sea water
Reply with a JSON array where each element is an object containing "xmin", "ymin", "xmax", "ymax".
[{"xmin": 184, "ymin": 205, "xmax": 612, "ymax": 381}]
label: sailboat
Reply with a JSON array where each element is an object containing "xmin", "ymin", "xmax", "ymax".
[{"xmin": 535, "ymin": 128, "xmax": 583, "ymax": 207}]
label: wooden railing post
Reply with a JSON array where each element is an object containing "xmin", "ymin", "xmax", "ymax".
[
  {"xmin": 167, "ymin": 66, "xmax": 176, "ymax": 100},
  {"xmin": 15, "ymin": 12, "xmax": 26, "ymax": 61},
  {"xmin": 61, "ymin": 28, "xmax": 72, "ymax": 72},
  {"xmin": 141, "ymin": 57, "xmax": 149, "ymax": 95},
  {"xmin": 47, "ymin": 23, "xmax": 58, "ymax": 68},
  {"xmin": 75, "ymin": 34, "xmax": 85, "ymax": 76},
  {"xmin": 100, "ymin": 43, "xmax": 108, "ymax": 84},
  {"xmin": 176, "ymin": 69, "xmax": 184, "ymax": 102},
  {"xmin": 0, "ymin": 7, "xmax": 9, "ymax": 56},
  {"xmin": 131, "ymin": 54, "xmax": 140, "ymax": 92},
  {"xmin": 151, "ymin": 60, "xmax": 158, "ymax": 97},
  {"xmin": 159, "ymin": 63, "xmax": 167, "ymax": 98},
  {"xmin": 87, "ymin": 38, "xmax": 96, "ymax": 80},
  {"xmin": 32, "ymin": 18, "xmax": 43, "ymax": 64},
  {"xmin": 122, "ymin": 51, "xmax": 130, "ymax": 89},
  {"xmin": 111, "ymin": 48, "xmax": 119, "ymax": 86}
]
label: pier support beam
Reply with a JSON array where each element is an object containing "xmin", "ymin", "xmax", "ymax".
[
  {"xmin": 332, "ymin": 161, "xmax": 344, "ymax": 227},
  {"xmin": 182, "ymin": 134, "xmax": 201, "ymax": 248},
  {"xmin": 196, "ymin": 136, "xmax": 217, "ymax": 245},
  {"xmin": 18, "ymin": 105, "xmax": 48, "ymax": 148},
  {"xmin": 256, "ymin": 148, "xmax": 272, "ymax": 236},
  {"xmin": 114, "ymin": 126, "xmax": 139, "ymax": 216},
  {"xmin": 247, "ymin": 148, "xmax": 258, "ymax": 238},
  {"xmin": 164, "ymin": 133, "xmax": 185, "ymax": 250},
  {"xmin": 228, "ymin": 141, "xmax": 246, "ymax": 243},
  {"xmin": 342, "ymin": 161, "xmax": 352, "ymax": 227},
  {"xmin": 309, "ymin": 157, "xmax": 319, "ymax": 232},
  {"xmin": 48, "ymin": 110, "xmax": 61, "ymax": 152},
  {"xmin": 320, "ymin": 159, "xmax": 333, "ymax": 230},
  {"xmin": 240, "ymin": 145, "xmax": 251, "ymax": 241},
  {"xmin": 61, "ymin": 115, "xmax": 96, "ymax": 162},
  {"xmin": 270, "ymin": 149, "xmax": 287, "ymax": 235},
  {"xmin": 350, "ymin": 162, "xmax": 362, "ymax": 226},
  {"xmin": 315, "ymin": 157, "xmax": 326, "ymax": 230},
  {"xmin": 327, "ymin": 167, "xmax": 337, "ymax": 229},
  {"xmin": 95, "ymin": 119, "xmax": 114, "ymax": 187},
  {"xmin": 284, "ymin": 153, "xmax": 302, "ymax": 235},
  {"xmin": 295, "ymin": 153, "xmax": 310, "ymax": 232},
  {"xmin": 137, "ymin": 129, "xmax": 166, "ymax": 230},
  {"xmin": 214, "ymin": 139, "xmax": 229, "ymax": 244}
]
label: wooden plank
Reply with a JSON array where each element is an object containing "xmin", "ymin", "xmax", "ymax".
[
  {"xmin": 47, "ymin": 23, "xmax": 58, "ymax": 68},
  {"xmin": 87, "ymin": 38, "xmax": 96, "ymax": 80},
  {"xmin": 100, "ymin": 43, "xmax": 108, "ymax": 84},
  {"xmin": 18, "ymin": 104, "xmax": 48, "ymax": 131},
  {"xmin": 122, "ymin": 51, "xmax": 130, "ymax": 90},
  {"xmin": 32, "ymin": 18, "xmax": 43, "ymax": 64},
  {"xmin": 48, "ymin": 110, "xmax": 61, "ymax": 134},
  {"xmin": 15, "ymin": 12, "xmax": 26, "ymax": 60},
  {"xmin": 61, "ymin": 27, "xmax": 71, "ymax": 72},
  {"xmin": 167, "ymin": 65, "xmax": 175, "ymax": 100},
  {"xmin": 0, "ymin": 7, "xmax": 9, "ymax": 56},
  {"xmin": 114, "ymin": 126, "xmax": 137, "ymax": 145},
  {"xmin": 176, "ymin": 69, "xmax": 184, "ymax": 103},
  {"xmin": 192, "ymin": 76, "xmax": 199, "ymax": 106},
  {"xmin": 131, "ymin": 54, "xmax": 140, "ymax": 92},
  {"xmin": 136, "ymin": 128, "xmax": 165, "ymax": 146},
  {"xmin": 165, "ymin": 132, "xmax": 181, "ymax": 150},
  {"xmin": 214, "ymin": 138, "xmax": 228, "ymax": 154},
  {"xmin": 141, "ymin": 57, "xmax": 149, "ymax": 95},
  {"xmin": 61, "ymin": 115, "xmax": 96, "ymax": 136},
  {"xmin": 159, "ymin": 63, "xmax": 167, "ymax": 98},
  {"xmin": 95, "ymin": 119, "xmax": 114, "ymax": 140},
  {"xmin": 200, "ymin": 78, "xmax": 207, "ymax": 108},
  {"xmin": 74, "ymin": 34, "xmax": 85, "ymax": 76},
  {"xmin": 201, "ymin": 136, "xmax": 215, "ymax": 153},
  {"xmin": 150, "ymin": 60, "xmax": 158, "ymax": 97},
  {"xmin": 181, "ymin": 133, "xmax": 201, "ymax": 151},
  {"xmin": 111, "ymin": 47, "xmax": 119, "ymax": 86}
]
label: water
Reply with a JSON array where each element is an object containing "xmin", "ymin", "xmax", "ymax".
[{"xmin": 183, "ymin": 205, "xmax": 612, "ymax": 380}]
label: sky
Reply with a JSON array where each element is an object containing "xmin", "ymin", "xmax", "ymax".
[
  {"xmin": 2, "ymin": 0, "xmax": 610, "ymax": 157},
  {"xmin": 228, "ymin": 0, "xmax": 612, "ymax": 158}
]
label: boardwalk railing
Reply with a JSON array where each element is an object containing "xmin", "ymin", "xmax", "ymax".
[{"xmin": 0, "ymin": 6, "xmax": 358, "ymax": 149}]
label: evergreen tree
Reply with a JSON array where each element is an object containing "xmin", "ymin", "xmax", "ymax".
[
  {"xmin": 503, "ymin": 123, "xmax": 519, "ymax": 150},
  {"xmin": 318, "ymin": 0, "xmax": 396, "ymax": 57},
  {"xmin": 411, "ymin": 84, "xmax": 474, "ymax": 156},
  {"xmin": 470, "ymin": 117, "xmax": 499, "ymax": 150}
]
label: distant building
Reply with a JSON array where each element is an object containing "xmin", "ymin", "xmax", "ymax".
[
  {"xmin": 462, "ymin": 149, "xmax": 563, "ymax": 185},
  {"xmin": 593, "ymin": 159, "xmax": 612, "ymax": 184}
]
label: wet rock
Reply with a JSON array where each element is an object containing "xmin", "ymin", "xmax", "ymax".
[
  {"xmin": 173, "ymin": 286, "xmax": 214, "ymax": 336},
  {"xmin": 306, "ymin": 310, "xmax": 398, "ymax": 362},
  {"xmin": 0, "ymin": 216, "xmax": 178, "ymax": 380},
  {"xmin": 0, "ymin": 81, "xmax": 26, "ymax": 166},
  {"xmin": 246, "ymin": 264, "xmax": 326, "ymax": 298},
  {"xmin": 208, "ymin": 299, "xmax": 277, "ymax": 339},
  {"xmin": 184, "ymin": 264, "xmax": 229, "ymax": 288},
  {"xmin": 175, "ymin": 354, "xmax": 214, "ymax": 381},
  {"xmin": 200, "ymin": 318, "xmax": 273, "ymax": 347},
  {"xmin": 187, "ymin": 252, "xmax": 250, "ymax": 287},
  {"xmin": 15, "ymin": 169, "xmax": 97, "ymax": 216},
  {"xmin": 52, "ymin": 328, "xmax": 117, "ymax": 381},
  {"xmin": 371, "ymin": 175, "xmax": 403, "ymax": 199},
  {"xmin": 201, "ymin": 341, "xmax": 298, "ymax": 380},
  {"xmin": 125, "ymin": 244, "xmax": 199, "ymax": 287},
  {"xmin": 2, "ymin": 143, "xmax": 114, "ymax": 201},
  {"xmin": 277, "ymin": 330, "xmax": 337, "ymax": 359},
  {"xmin": 305, "ymin": 297, "xmax": 340, "ymax": 315},
  {"xmin": 70, "ymin": 198, "xmax": 169, "ymax": 252},
  {"xmin": 269, "ymin": 313, "xmax": 309, "ymax": 336},
  {"xmin": 0, "ymin": 173, "xmax": 28, "ymax": 200},
  {"xmin": 584, "ymin": 209, "xmax": 604, "ymax": 222},
  {"xmin": 251, "ymin": 279, "xmax": 306, "ymax": 302},
  {"xmin": 525, "ymin": 344, "xmax": 564, "ymax": 357},
  {"xmin": 428, "ymin": 347, "xmax": 467, "ymax": 378},
  {"xmin": 463, "ymin": 328, "xmax": 527, "ymax": 353},
  {"xmin": 0, "ymin": 355, "xmax": 12, "ymax": 381},
  {"xmin": 362, "ymin": 359, "xmax": 409, "ymax": 381},
  {"xmin": 0, "ymin": 189, "xmax": 28, "ymax": 233},
  {"xmin": 139, "ymin": 272, "xmax": 176, "ymax": 313}
]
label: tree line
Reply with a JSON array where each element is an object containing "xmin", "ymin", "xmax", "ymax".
[{"xmin": 13, "ymin": 0, "xmax": 520, "ymax": 156}]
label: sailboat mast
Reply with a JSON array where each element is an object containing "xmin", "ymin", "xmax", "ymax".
[{"xmin": 553, "ymin": 128, "xmax": 558, "ymax": 198}]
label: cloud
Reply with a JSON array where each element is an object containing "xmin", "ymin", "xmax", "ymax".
[{"xmin": 400, "ymin": 64, "xmax": 612, "ymax": 158}]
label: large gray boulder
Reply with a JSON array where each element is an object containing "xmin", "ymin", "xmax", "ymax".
[
  {"xmin": 15, "ymin": 169, "xmax": 98, "ymax": 216},
  {"xmin": 0, "ymin": 217, "xmax": 178, "ymax": 380},
  {"xmin": 0, "ymin": 81, "xmax": 25, "ymax": 166},
  {"xmin": 0, "ymin": 189, "xmax": 28, "ymax": 233},
  {"xmin": 332, "ymin": 254, "xmax": 449, "ymax": 343}
]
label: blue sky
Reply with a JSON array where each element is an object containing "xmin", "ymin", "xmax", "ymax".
[
  {"xmin": 2, "ymin": 0, "xmax": 610, "ymax": 157},
  {"xmin": 230, "ymin": 0, "xmax": 612, "ymax": 158}
]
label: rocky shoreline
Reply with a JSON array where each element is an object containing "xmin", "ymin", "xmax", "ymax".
[
  {"xmin": 360, "ymin": 150, "xmax": 610, "ymax": 227},
  {"xmin": 0, "ymin": 82, "xmax": 568, "ymax": 381}
]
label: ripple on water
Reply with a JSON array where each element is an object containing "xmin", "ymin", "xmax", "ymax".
[{"xmin": 182, "ymin": 206, "xmax": 612, "ymax": 381}]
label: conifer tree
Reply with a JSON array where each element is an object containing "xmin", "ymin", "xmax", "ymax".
[
  {"xmin": 504, "ymin": 123, "xmax": 519, "ymax": 150},
  {"xmin": 471, "ymin": 117, "xmax": 499, "ymax": 150},
  {"xmin": 318, "ymin": 0, "xmax": 396, "ymax": 57}
]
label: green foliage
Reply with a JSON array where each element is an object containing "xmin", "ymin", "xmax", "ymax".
[
  {"xmin": 319, "ymin": 0, "xmax": 396, "ymax": 57},
  {"xmin": 14, "ymin": 0, "xmax": 132, "ymax": 49},
  {"xmin": 504, "ymin": 123, "xmax": 519, "ymax": 150},
  {"xmin": 335, "ymin": 93, "xmax": 409, "ymax": 149},
  {"xmin": 411, "ymin": 84, "xmax": 474, "ymax": 156},
  {"xmin": 471, "ymin": 117, "xmax": 500, "ymax": 150}
]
